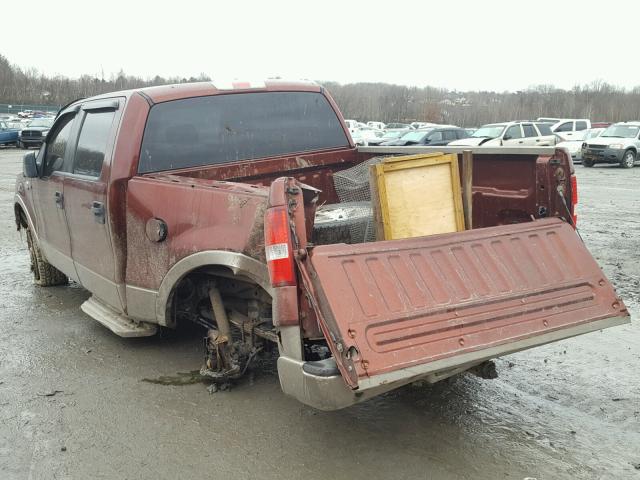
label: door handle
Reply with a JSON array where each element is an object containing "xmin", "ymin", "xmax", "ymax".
[
  {"xmin": 54, "ymin": 191, "xmax": 63, "ymax": 209},
  {"xmin": 91, "ymin": 201, "xmax": 105, "ymax": 224},
  {"xmin": 518, "ymin": 140, "xmax": 524, "ymax": 144}
]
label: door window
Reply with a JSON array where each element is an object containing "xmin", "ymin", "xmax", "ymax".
[
  {"xmin": 523, "ymin": 124, "xmax": 537, "ymax": 137},
  {"xmin": 42, "ymin": 115, "xmax": 76, "ymax": 177},
  {"xmin": 555, "ymin": 122, "xmax": 573, "ymax": 132},
  {"xmin": 505, "ymin": 125, "xmax": 523, "ymax": 139},
  {"xmin": 576, "ymin": 121, "xmax": 588, "ymax": 131},
  {"xmin": 73, "ymin": 110, "xmax": 116, "ymax": 178},
  {"xmin": 427, "ymin": 131, "xmax": 443, "ymax": 142},
  {"xmin": 443, "ymin": 130, "xmax": 457, "ymax": 141},
  {"xmin": 535, "ymin": 123, "xmax": 553, "ymax": 135}
]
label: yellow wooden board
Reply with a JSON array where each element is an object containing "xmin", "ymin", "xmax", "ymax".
[{"xmin": 373, "ymin": 153, "xmax": 464, "ymax": 240}]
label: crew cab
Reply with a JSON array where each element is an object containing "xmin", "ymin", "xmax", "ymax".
[{"xmin": 14, "ymin": 81, "xmax": 630, "ymax": 410}]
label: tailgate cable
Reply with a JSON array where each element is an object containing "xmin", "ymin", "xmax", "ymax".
[{"xmin": 556, "ymin": 186, "xmax": 584, "ymax": 242}]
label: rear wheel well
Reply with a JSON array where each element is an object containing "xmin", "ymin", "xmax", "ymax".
[{"xmin": 165, "ymin": 266, "xmax": 273, "ymax": 333}]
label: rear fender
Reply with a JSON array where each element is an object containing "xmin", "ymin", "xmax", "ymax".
[{"xmin": 154, "ymin": 250, "xmax": 272, "ymax": 327}]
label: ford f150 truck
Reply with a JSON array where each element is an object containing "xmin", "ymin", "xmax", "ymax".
[{"xmin": 14, "ymin": 81, "xmax": 630, "ymax": 410}]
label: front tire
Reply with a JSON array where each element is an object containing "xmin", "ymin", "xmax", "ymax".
[
  {"xmin": 620, "ymin": 150, "xmax": 635, "ymax": 168},
  {"xmin": 26, "ymin": 228, "xmax": 68, "ymax": 286},
  {"xmin": 583, "ymin": 158, "xmax": 595, "ymax": 167}
]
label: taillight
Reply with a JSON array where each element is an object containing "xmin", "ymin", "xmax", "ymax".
[
  {"xmin": 264, "ymin": 206, "xmax": 296, "ymax": 287},
  {"xmin": 570, "ymin": 174, "xmax": 578, "ymax": 226}
]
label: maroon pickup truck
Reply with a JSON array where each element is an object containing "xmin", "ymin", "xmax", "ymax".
[{"xmin": 14, "ymin": 81, "xmax": 630, "ymax": 410}]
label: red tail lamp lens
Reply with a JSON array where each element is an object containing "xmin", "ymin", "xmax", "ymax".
[{"xmin": 264, "ymin": 207, "xmax": 296, "ymax": 286}]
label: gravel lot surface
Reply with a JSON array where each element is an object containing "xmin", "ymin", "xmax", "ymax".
[{"xmin": 0, "ymin": 147, "xmax": 638, "ymax": 479}]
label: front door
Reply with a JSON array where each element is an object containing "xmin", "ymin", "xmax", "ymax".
[
  {"xmin": 63, "ymin": 99, "xmax": 124, "ymax": 312},
  {"xmin": 502, "ymin": 124, "xmax": 525, "ymax": 145},
  {"xmin": 32, "ymin": 113, "xmax": 78, "ymax": 280}
]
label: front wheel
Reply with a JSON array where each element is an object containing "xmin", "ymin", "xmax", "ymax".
[
  {"xmin": 26, "ymin": 228, "xmax": 68, "ymax": 286},
  {"xmin": 583, "ymin": 158, "xmax": 595, "ymax": 167},
  {"xmin": 620, "ymin": 150, "xmax": 635, "ymax": 168}
]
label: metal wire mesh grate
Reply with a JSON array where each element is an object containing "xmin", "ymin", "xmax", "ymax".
[{"xmin": 313, "ymin": 156, "xmax": 387, "ymax": 244}]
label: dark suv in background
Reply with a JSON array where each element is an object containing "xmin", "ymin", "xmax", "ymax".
[{"xmin": 381, "ymin": 126, "xmax": 469, "ymax": 146}]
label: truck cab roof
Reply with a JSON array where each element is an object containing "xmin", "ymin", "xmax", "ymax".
[{"xmin": 66, "ymin": 79, "xmax": 322, "ymax": 109}]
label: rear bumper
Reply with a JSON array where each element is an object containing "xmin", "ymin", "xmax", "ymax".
[{"xmin": 278, "ymin": 315, "xmax": 629, "ymax": 410}]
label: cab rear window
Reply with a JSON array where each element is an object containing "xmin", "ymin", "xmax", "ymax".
[{"xmin": 138, "ymin": 91, "xmax": 349, "ymax": 173}]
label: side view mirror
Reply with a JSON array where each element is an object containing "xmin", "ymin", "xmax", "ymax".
[
  {"xmin": 23, "ymin": 152, "xmax": 38, "ymax": 178},
  {"xmin": 503, "ymin": 134, "xmax": 512, "ymax": 141}
]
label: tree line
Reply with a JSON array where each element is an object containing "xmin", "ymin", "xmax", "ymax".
[{"xmin": 3, "ymin": 54, "xmax": 640, "ymax": 126}]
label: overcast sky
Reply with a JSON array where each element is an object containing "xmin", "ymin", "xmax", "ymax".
[{"xmin": 3, "ymin": 0, "xmax": 639, "ymax": 92}]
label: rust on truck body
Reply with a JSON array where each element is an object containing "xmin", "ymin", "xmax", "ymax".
[
  {"xmin": 297, "ymin": 217, "xmax": 628, "ymax": 389},
  {"xmin": 15, "ymin": 79, "xmax": 626, "ymax": 409}
]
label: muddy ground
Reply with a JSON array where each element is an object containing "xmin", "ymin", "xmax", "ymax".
[{"xmin": 0, "ymin": 147, "xmax": 638, "ymax": 480}]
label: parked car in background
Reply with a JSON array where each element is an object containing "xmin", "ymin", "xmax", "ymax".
[
  {"xmin": 359, "ymin": 126, "xmax": 384, "ymax": 144},
  {"xmin": 409, "ymin": 122, "xmax": 440, "ymax": 130},
  {"xmin": 366, "ymin": 128, "xmax": 410, "ymax": 146},
  {"xmin": 537, "ymin": 117, "xmax": 562, "ymax": 124},
  {"xmin": 550, "ymin": 119, "xmax": 591, "ymax": 141},
  {"xmin": 0, "ymin": 121, "xmax": 20, "ymax": 146},
  {"xmin": 381, "ymin": 127, "xmax": 468, "ymax": 146},
  {"xmin": 582, "ymin": 122, "xmax": 640, "ymax": 168},
  {"xmin": 0, "ymin": 114, "xmax": 19, "ymax": 122},
  {"xmin": 449, "ymin": 121, "xmax": 555, "ymax": 146},
  {"xmin": 350, "ymin": 129, "xmax": 367, "ymax": 146},
  {"xmin": 349, "ymin": 127, "xmax": 384, "ymax": 146},
  {"xmin": 385, "ymin": 122, "xmax": 410, "ymax": 129},
  {"xmin": 557, "ymin": 128, "xmax": 604, "ymax": 163},
  {"xmin": 366, "ymin": 121, "xmax": 386, "ymax": 130},
  {"xmin": 18, "ymin": 118, "xmax": 55, "ymax": 149},
  {"xmin": 344, "ymin": 119, "xmax": 359, "ymax": 133},
  {"xmin": 591, "ymin": 122, "xmax": 611, "ymax": 129}
]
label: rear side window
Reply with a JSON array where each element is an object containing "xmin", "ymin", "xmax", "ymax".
[
  {"xmin": 73, "ymin": 110, "xmax": 116, "ymax": 178},
  {"xmin": 555, "ymin": 122, "xmax": 573, "ymax": 132},
  {"xmin": 576, "ymin": 121, "xmax": 588, "ymax": 130},
  {"xmin": 535, "ymin": 123, "xmax": 552, "ymax": 135},
  {"xmin": 138, "ymin": 91, "xmax": 349, "ymax": 173},
  {"xmin": 523, "ymin": 124, "xmax": 537, "ymax": 137}
]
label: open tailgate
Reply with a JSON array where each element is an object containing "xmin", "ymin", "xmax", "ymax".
[{"xmin": 298, "ymin": 218, "xmax": 629, "ymax": 390}]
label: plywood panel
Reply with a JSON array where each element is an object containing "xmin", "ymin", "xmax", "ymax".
[{"xmin": 374, "ymin": 153, "xmax": 464, "ymax": 239}]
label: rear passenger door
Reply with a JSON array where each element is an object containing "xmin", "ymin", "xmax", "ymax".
[
  {"xmin": 521, "ymin": 123, "xmax": 540, "ymax": 145},
  {"xmin": 64, "ymin": 99, "xmax": 125, "ymax": 312},
  {"xmin": 442, "ymin": 130, "xmax": 458, "ymax": 145}
]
